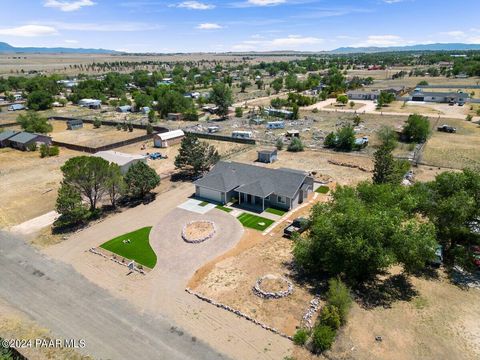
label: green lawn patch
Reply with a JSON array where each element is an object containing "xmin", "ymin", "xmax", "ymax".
[
  {"xmin": 216, "ymin": 205, "xmax": 233, "ymax": 213},
  {"xmin": 100, "ymin": 227, "xmax": 157, "ymax": 269},
  {"xmin": 315, "ymin": 186, "xmax": 330, "ymax": 194},
  {"xmin": 264, "ymin": 207, "xmax": 287, "ymax": 216},
  {"xmin": 237, "ymin": 213, "xmax": 274, "ymax": 231},
  {"xmin": 199, "ymin": 201, "xmax": 210, "ymax": 207}
]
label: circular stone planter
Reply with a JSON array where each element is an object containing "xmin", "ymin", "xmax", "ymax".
[
  {"xmin": 252, "ymin": 274, "xmax": 294, "ymax": 299},
  {"xmin": 182, "ymin": 220, "xmax": 216, "ymax": 243}
]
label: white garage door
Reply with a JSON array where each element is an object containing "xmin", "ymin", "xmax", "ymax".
[{"xmin": 197, "ymin": 187, "xmax": 222, "ymax": 202}]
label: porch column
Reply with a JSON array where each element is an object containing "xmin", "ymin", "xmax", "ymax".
[
  {"xmin": 262, "ymin": 197, "xmax": 265, "ymax": 212},
  {"xmin": 238, "ymin": 192, "xmax": 241, "ymax": 204}
]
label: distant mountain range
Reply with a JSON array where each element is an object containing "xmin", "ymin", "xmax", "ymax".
[
  {"xmin": 0, "ymin": 42, "xmax": 119, "ymax": 54},
  {"xmin": 1, "ymin": 41, "xmax": 480, "ymax": 55},
  {"xmin": 330, "ymin": 43, "xmax": 480, "ymax": 54}
]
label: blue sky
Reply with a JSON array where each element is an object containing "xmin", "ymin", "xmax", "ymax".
[{"xmin": 1, "ymin": 0, "xmax": 479, "ymax": 52}]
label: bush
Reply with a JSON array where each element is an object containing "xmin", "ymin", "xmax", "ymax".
[
  {"xmin": 287, "ymin": 137, "xmax": 304, "ymax": 152},
  {"xmin": 146, "ymin": 123, "xmax": 153, "ymax": 135},
  {"xmin": 93, "ymin": 118, "xmax": 102, "ymax": 128},
  {"xmin": 49, "ymin": 145, "xmax": 59, "ymax": 156},
  {"xmin": 466, "ymin": 114, "xmax": 473, "ymax": 122},
  {"xmin": 235, "ymin": 107, "xmax": 243, "ymax": 118},
  {"xmin": 275, "ymin": 137, "xmax": 284, "ymax": 150},
  {"xmin": 319, "ymin": 305, "xmax": 341, "ymax": 330},
  {"xmin": 293, "ymin": 328, "xmax": 309, "ymax": 345},
  {"xmin": 402, "ymin": 114, "xmax": 430, "ymax": 143},
  {"xmin": 324, "ymin": 132, "xmax": 336, "ymax": 148},
  {"xmin": 27, "ymin": 142, "xmax": 37, "ymax": 151},
  {"xmin": 312, "ymin": 324, "xmax": 336, "ymax": 353},
  {"xmin": 326, "ymin": 278, "xmax": 353, "ymax": 325},
  {"xmin": 312, "ymin": 108, "xmax": 319, "ymax": 113}
]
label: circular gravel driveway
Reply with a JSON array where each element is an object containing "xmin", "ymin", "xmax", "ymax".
[{"xmin": 149, "ymin": 208, "xmax": 244, "ymax": 279}]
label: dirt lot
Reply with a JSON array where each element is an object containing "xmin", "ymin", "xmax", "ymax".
[
  {"xmin": 49, "ymin": 120, "xmax": 146, "ymax": 147},
  {"xmin": 375, "ymin": 101, "xmax": 444, "ymax": 115},
  {"xmin": 0, "ymin": 147, "xmax": 80, "ymax": 228},
  {"xmin": 422, "ymin": 118, "xmax": 480, "ymax": 169}
]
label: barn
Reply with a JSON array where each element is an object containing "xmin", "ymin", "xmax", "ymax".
[
  {"xmin": 93, "ymin": 151, "xmax": 148, "ymax": 174},
  {"xmin": 154, "ymin": 129, "xmax": 185, "ymax": 148},
  {"xmin": 7, "ymin": 132, "xmax": 52, "ymax": 151},
  {"xmin": 66, "ymin": 119, "xmax": 83, "ymax": 130}
]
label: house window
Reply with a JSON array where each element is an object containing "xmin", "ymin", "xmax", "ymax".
[{"xmin": 277, "ymin": 195, "xmax": 286, "ymax": 204}]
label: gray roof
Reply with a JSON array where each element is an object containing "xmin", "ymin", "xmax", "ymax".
[
  {"xmin": 8, "ymin": 132, "xmax": 40, "ymax": 144},
  {"xmin": 194, "ymin": 161, "xmax": 309, "ymax": 198},
  {"xmin": 0, "ymin": 130, "xmax": 18, "ymax": 142},
  {"xmin": 411, "ymin": 91, "xmax": 470, "ymax": 98},
  {"xmin": 258, "ymin": 149, "xmax": 276, "ymax": 155}
]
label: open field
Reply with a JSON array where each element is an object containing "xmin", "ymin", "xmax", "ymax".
[
  {"xmin": 363, "ymin": 74, "xmax": 480, "ymax": 91},
  {"xmin": 375, "ymin": 101, "xmax": 444, "ymax": 115},
  {"xmin": 324, "ymin": 102, "xmax": 366, "ymax": 111},
  {"xmin": 422, "ymin": 118, "xmax": 480, "ymax": 169}
]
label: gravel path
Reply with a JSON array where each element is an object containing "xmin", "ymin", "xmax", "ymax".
[{"xmin": 0, "ymin": 231, "xmax": 228, "ymax": 360}]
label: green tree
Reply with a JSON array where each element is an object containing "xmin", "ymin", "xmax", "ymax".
[
  {"xmin": 292, "ymin": 104, "xmax": 299, "ymax": 120},
  {"xmin": 287, "ymin": 137, "xmax": 304, "ymax": 152},
  {"xmin": 61, "ymin": 156, "xmax": 111, "ymax": 211},
  {"xmin": 17, "ymin": 111, "xmax": 53, "ymax": 134},
  {"xmin": 240, "ymin": 81, "xmax": 250, "ymax": 93},
  {"xmin": 106, "ymin": 163, "xmax": 126, "ymax": 208},
  {"xmin": 271, "ymin": 77, "xmax": 283, "ymax": 94},
  {"xmin": 377, "ymin": 125, "xmax": 398, "ymax": 151},
  {"xmin": 174, "ymin": 133, "xmax": 220, "ymax": 176},
  {"xmin": 319, "ymin": 304, "xmax": 341, "ymax": 330},
  {"xmin": 124, "ymin": 162, "xmax": 160, "ymax": 199},
  {"xmin": 148, "ymin": 109, "xmax": 156, "ymax": 123},
  {"xmin": 324, "ymin": 132, "xmax": 337, "ymax": 148},
  {"xmin": 349, "ymin": 101, "xmax": 355, "ymax": 109},
  {"xmin": 27, "ymin": 90, "xmax": 54, "ymax": 111},
  {"xmin": 210, "ymin": 82, "xmax": 233, "ymax": 116},
  {"xmin": 402, "ymin": 114, "xmax": 431, "ymax": 143},
  {"xmin": 146, "ymin": 123, "xmax": 153, "ymax": 135},
  {"xmin": 55, "ymin": 183, "xmax": 88, "ymax": 227},
  {"xmin": 275, "ymin": 137, "xmax": 284, "ymax": 150},
  {"xmin": 335, "ymin": 125, "xmax": 355, "ymax": 151},
  {"xmin": 373, "ymin": 145, "xmax": 410, "ymax": 185}
]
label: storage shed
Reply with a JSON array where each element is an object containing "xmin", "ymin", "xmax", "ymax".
[
  {"xmin": 154, "ymin": 129, "xmax": 185, "ymax": 148},
  {"xmin": 66, "ymin": 119, "xmax": 83, "ymax": 130},
  {"xmin": 0, "ymin": 130, "xmax": 18, "ymax": 147},
  {"xmin": 257, "ymin": 149, "xmax": 277, "ymax": 163},
  {"xmin": 7, "ymin": 132, "xmax": 52, "ymax": 151}
]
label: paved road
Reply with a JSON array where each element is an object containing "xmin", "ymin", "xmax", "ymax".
[{"xmin": 0, "ymin": 231, "xmax": 229, "ymax": 360}]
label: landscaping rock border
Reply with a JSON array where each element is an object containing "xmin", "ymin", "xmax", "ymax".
[
  {"xmin": 301, "ymin": 296, "xmax": 321, "ymax": 329},
  {"xmin": 328, "ymin": 159, "xmax": 371, "ymax": 173},
  {"xmin": 182, "ymin": 220, "xmax": 216, "ymax": 243},
  {"xmin": 252, "ymin": 274, "xmax": 294, "ymax": 299},
  {"xmin": 185, "ymin": 288, "xmax": 293, "ymax": 341},
  {"xmin": 88, "ymin": 248, "xmax": 146, "ymax": 275}
]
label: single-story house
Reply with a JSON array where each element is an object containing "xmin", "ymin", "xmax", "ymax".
[
  {"xmin": 8, "ymin": 104, "xmax": 25, "ymax": 111},
  {"xmin": 257, "ymin": 149, "xmax": 277, "ymax": 163},
  {"xmin": 7, "ymin": 132, "xmax": 52, "ymax": 151},
  {"xmin": 410, "ymin": 90, "xmax": 469, "ymax": 104},
  {"xmin": 194, "ymin": 161, "xmax": 314, "ymax": 211},
  {"xmin": 66, "ymin": 119, "xmax": 83, "ymax": 130},
  {"xmin": 347, "ymin": 90, "xmax": 380, "ymax": 101},
  {"xmin": 0, "ymin": 130, "xmax": 18, "ymax": 147},
  {"xmin": 93, "ymin": 150, "xmax": 147, "ymax": 174},
  {"xmin": 117, "ymin": 105, "xmax": 132, "ymax": 113},
  {"xmin": 154, "ymin": 129, "xmax": 185, "ymax": 148},
  {"xmin": 167, "ymin": 113, "xmax": 183, "ymax": 121},
  {"xmin": 78, "ymin": 99, "xmax": 101, "ymax": 109}
]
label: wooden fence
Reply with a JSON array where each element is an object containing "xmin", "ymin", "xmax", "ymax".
[{"xmin": 185, "ymin": 131, "xmax": 256, "ymax": 145}]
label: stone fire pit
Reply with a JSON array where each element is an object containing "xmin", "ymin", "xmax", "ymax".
[{"xmin": 253, "ymin": 274, "xmax": 294, "ymax": 299}]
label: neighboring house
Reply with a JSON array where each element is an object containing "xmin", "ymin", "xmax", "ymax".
[
  {"xmin": 167, "ymin": 113, "xmax": 183, "ymax": 121},
  {"xmin": 7, "ymin": 132, "xmax": 52, "ymax": 151},
  {"xmin": 194, "ymin": 161, "xmax": 314, "ymax": 211},
  {"xmin": 8, "ymin": 104, "xmax": 25, "ymax": 111},
  {"xmin": 93, "ymin": 150, "xmax": 147, "ymax": 174},
  {"xmin": 0, "ymin": 130, "xmax": 18, "ymax": 147},
  {"xmin": 257, "ymin": 149, "xmax": 277, "ymax": 163},
  {"xmin": 232, "ymin": 130, "xmax": 253, "ymax": 139},
  {"xmin": 117, "ymin": 105, "xmax": 132, "ymax": 113},
  {"xmin": 347, "ymin": 90, "xmax": 380, "ymax": 100},
  {"xmin": 410, "ymin": 90, "xmax": 469, "ymax": 104},
  {"xmin": 78, "ymin": 99, "xmax": 101, "ymax": 109},
  {"xmin": 154, "ymin": 129, "xmax": 185, "ymax": 148},
  {"xmin": 66, "ymin": 119, "xmax": 83, "ymax": 130}
]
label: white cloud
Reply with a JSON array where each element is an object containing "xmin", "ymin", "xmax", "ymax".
[
  {"xmin": 441, "ymin": 30, "xmax": 466, "ymax": 38},
  {"xmin": 49, "ymin": 22, "xmax": 161, "ymax": 32},
  {"xmin": 247, "ymin": 0, "xmax": 286, "ymax": 5},
  {"xmin": 65, "ymin": 39, "xmax": 79, "ymax": 43},
  {"xmin": 44, "ymin": 0, "xmax": 96, "ymax": 12},
  {"xmin": 196, "ymin": 23, "xmax": 222, "ymax": 29},
  {"xmin": 0, "ymin": 25, "xmax": 58, "ymax": 37},
  {"xmin": 354, "ymin": 35, "xmax": 413, "ymax": 47},
  {"xmin": 176, "ymin": 1, "xmax": 215, "ymax": 10},
  {"xmin": 232, "ymin": 34, "xmax": 323, "ymax": 51}
]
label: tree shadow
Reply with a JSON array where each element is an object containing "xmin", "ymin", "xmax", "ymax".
[{"xmin": 354, "ymin": 273, "xmax": 419, "ymax": 309}]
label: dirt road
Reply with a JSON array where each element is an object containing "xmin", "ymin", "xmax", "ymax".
[{"xmin": 0, "ymin": 231, "xmax": 228, "ymax": 360}]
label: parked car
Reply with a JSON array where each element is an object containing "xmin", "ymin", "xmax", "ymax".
[
  {"xmin": 437, "ymin": 124, "xmax": 457, "ymax": 133},
  {"xmin": 429, "ymin": 245, "xmax": 443, "ymax": 268},
  {"xmin": 471, "ymin": 245, "xmax": 480, "ymax": 269},
  {"xmin": 284, "ymin": 217, "xmax": 309, "ymax": 238},
  {"xmin": 148, "ymin": 152, "xmax": 167, "ymax": 160}
]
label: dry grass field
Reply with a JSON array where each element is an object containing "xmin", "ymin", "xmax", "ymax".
[
  {"xmin": 375, "ymin": 101, "xmax": 444, "ymax": 115},
  {"xmin": 422, "ymin": 118, "xmax": 480, "ymax": 169}
]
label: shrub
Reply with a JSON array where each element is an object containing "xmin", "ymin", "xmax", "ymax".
[
  {"xmin": 146, "ymin": 123, "xmax": 153, "ymax": 135},
  {"xmin": 293, "ymin": 328, "xmax": 309, "ymax": 345},
  {"xmin": 49, "ymin": 145, "xmax": 59, "ymax": 156},
  {"xmin": 275, "ymin": 137, "xmax": 284, "ymax": 150},
  {"xmin": 319, "ymin": 305, "xmax": 341, "ymax": 330},
  {"xmin": 476, "ymin": 108, "xmax": 480, "ymax": 116},
  {"xmin": 324, "ymin": 132, "xmax": 336, "ymax": 148},
  {"xmin": 326, "ymin": 278, "xmax": 353, "ymax": 325},
  {"xmin": 312, "ymin": 108, "xmax": 319, "ymax": 113},
  {"xmin": 466, "ymin": 114, "xmax": 473, "ymax": 122},
  {"xmin": 312, "ymin": 324, "xmax": 336, "ymax": 353},
  {"xmin": 235, "ymin": 107, "xmax": 243, "ymax": 118},
  {"xmin": 27, "ymin": 142, "xmax": 37, "ymax": 151},
  {"xmin": 93, "ymin": 118, "xmax": 102, "ymax": 128},
  {"xmin": 287, "ymin": 137, "xmax": 304, "ymax": 152}
]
